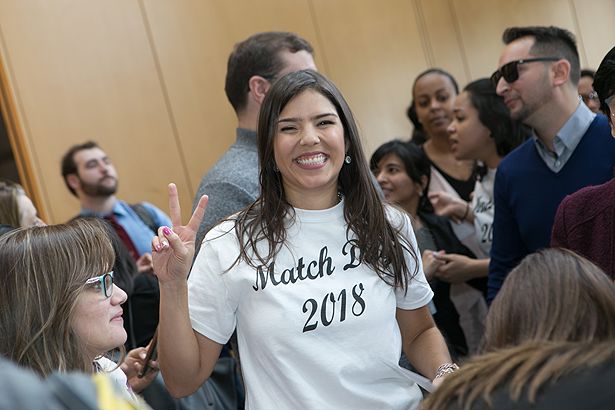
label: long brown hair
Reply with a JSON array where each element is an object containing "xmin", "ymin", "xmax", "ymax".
[
  {"xmin": 484, "ymin": 248, "xmax": 615, "ymax": 351},
  {"xmin": 422, "ymin": 248, "xmax": 615, "ymax": 410},
  {"xmin": 0, "ymin": 218, "xmax": 115, "ymax": 376},
  {"xmin": 232, "ymin": 70, "xmax": 418, "ymax": 290},
  {"xmin": 0, "ymin": 179, "xmax": 24, "ymax": 227},
  {"xmin": 422, "ymin": 341, "xmax": 615, "ymax": 410}
]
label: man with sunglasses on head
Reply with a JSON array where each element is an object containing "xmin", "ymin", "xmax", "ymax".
[
  {"xmin": 487, "ymin": 26, "xmax": 615, "ymax": 303},
  {"xmin": 552, "ymin": 46, "xmax": 615, "ymax": 280}
]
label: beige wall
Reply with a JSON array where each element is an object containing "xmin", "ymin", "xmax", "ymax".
[{"xmin": 0, "ymin": 0, "xmax": 613, "ymax": 223}]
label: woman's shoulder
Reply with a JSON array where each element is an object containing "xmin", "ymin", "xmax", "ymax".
[
  {"xmin": 204, "ymin": 216, "xmax": 239, "ymax": 243},
  {"xmin": 383, "ymin": 205, "xmax": 416, "ymax": 242},
  {"xmin": 383, "ymin": 204, "xmax": 411, "ymax": 227}
]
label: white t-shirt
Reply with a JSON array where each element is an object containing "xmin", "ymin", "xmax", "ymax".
[
  {"xmin": 471, "ymin": 168, "xmax": 496, "ymax": 258},
  {"xmin": 95, "ymin": 356, "xmax": 132, "ymax": 397},
  {"xmin": 188, "ymin": 200, "xmax": 433, "ymax": 410},
  {"xmin": 429, "ymin": 166, "xmax": 483, "ymax": 258}
]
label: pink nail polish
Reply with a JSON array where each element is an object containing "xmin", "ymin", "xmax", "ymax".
[{"xmin": 163, "ymin": 226, "xmax": 172, "ymax": 236}]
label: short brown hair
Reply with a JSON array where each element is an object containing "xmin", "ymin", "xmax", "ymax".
[{"xmin": 224, "ymin": 32, "xmax": 313, "ymax": 114}]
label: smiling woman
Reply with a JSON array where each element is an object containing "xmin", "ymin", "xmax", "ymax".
[
  {"xmin": 273, "ymin": 89, "xmax": 346, "ymax": 209},
  {"xmin": 152, "ymin": 70, "xmax": 456, "ymax": 410}
]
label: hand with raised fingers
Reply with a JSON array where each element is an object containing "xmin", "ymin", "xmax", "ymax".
[{"xmin": 151, "ymin": 183, "xmax": 208, "ymax": 284}]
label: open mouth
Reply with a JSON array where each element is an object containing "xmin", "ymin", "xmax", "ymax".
[{"xmin": 295, "ymin": 153, "xmax": 328, "ymax": 168}]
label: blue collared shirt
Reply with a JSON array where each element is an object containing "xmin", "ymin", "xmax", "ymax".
[
  {"xmin": 80, "ymin": 200, "xmax": 171, "ymax": 257},
  {"xmin": 532, "ymin": 102, "xmax": 596, "ymax": 172}
]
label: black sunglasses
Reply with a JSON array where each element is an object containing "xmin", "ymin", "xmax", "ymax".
[{"xmin": 490, "ymin": 57, "xmax": 560, "ymax": 87}]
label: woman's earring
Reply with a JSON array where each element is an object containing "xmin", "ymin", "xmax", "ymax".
[
  {"xmin": 344, "ymin": 155, "xmax": 352, "ymax": 164},
  {"xmin": 273, "ymin": 162, "xmax": 279, "ymax": 172}
]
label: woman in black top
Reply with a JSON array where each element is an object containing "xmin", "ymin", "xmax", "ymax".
[
  {"xmin": 410, "ymin": 69, "xmax": 476, "ymax": 202},
  {"xmin": 371, "ymin": 140, "xmax": 483, "ymax": 358}
]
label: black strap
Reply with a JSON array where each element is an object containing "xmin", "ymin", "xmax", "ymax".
[
  {"xmin": 126, "ymin": 298, "xmax": 138, "ymax": 350},
  {"xmin": 130, "ymin": 203, "xmax": 160, "ymax": 234}
]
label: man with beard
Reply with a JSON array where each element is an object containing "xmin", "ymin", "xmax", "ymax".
[
  {"xmin": 487, "ymin": 26, "xmax": 615, "ymax": 303},
  {"xmin": 61, "ymin": 141, "xmax": 171, "ymax": 268}
]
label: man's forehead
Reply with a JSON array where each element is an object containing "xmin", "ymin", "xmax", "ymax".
[
  {"xmin": 498, "ymin": 37, "xmax": 534, "ymax": 67},
  {"xmin": 74, "ymin": 148, "xmax": 108, "ymax": 164}
]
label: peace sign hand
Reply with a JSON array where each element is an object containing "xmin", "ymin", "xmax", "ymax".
[{"xmin": 151, "ymin": 183, "xmax": 208, "ymax": 284}]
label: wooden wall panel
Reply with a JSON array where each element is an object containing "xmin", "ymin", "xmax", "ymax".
[
  {"xmin": 310, "ymin": 0, "xmax": 427, "ymax": 155},
  {"xmin": 0, "ymin": 0, "xmax": 613, "ymax": 222},
  {"xmin": 572, "ymin": 0, "xmax": 615, "ymax": 69},
  {"xmin": 142, "ymin": 0, "xmax": 323, "ymax": 197},
  {"xmin": 0, "ymin": 0, "xmax": 191, "ymax": 223},
  {"xmin": 417, "ymin": 0, "xmax": 470, "ymax": 85},
  {"xmin": 452, "ymin": 0, "xmax": 578, "ymax": 80}
]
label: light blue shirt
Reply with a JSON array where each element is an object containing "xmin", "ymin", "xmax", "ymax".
[
  {"xmin": 80, "ymin": 200, "xmax": 171, "ymax": 257},
  {"xmin": 532, "ymin": 102, "xmax": 596, "ymax": 172}
]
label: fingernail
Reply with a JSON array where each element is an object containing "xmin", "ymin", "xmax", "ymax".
[
  {"xmin": 163, "ymin": 226, "xmax": 172, "ymax": 236},
  {"xmin": 161, "ymin": 240, "xmax": 169, "ymax": 248}
]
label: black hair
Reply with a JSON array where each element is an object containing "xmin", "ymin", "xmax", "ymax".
[
  {"xmin": 412, "ymin": 68, "xmax": 459, "ymax": 96},
  {"xmin": 406, "ymin": 100, "xmax": 428, "ymax": 145},
  {"xmin": 370, "ymin": 140, "xmax": 433, "ymax": 214},
  {"xmin": 593, "ymin": 46, "xmax": 615, "ymax": 116},
  {"xmin": 463, "ymin": 78, "xmax": 529, "ymax": 158}
]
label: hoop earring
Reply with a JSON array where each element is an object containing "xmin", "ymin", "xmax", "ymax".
[{"xmin": 344, "ymin": 155, "xmax": 352, "ymax": 164}]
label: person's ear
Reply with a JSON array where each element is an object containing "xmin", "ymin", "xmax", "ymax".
[
  {"xmin": 66, "ymin": 174, "xmax": 80, "ymax": 191},
  {"xmin": 551, "ymin": 59, "xmax": 571, "ymax": 87},
  {"xmin": 418, "ymin": 175, "xmax": 429, "ymax": 191},
  {"xmin": 248, "ymin": 75, "xmax": 272, "ymax": 105}
]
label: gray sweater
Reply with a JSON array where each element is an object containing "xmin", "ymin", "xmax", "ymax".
[{"xmin": 193, "ymin": 128, "xmax": 259, "ymax": 254}]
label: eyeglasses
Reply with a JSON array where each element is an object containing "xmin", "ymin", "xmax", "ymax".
[
  {"xmin": 580, "ymin": 91, "xmax": 599, "ymax": 104},
  {"xmin": 85, "ymin": 271, "xmax": 114, "ymax": 298},
  {"xmin": 490, "ymin": 57, "xmax": 561, "ymax": 87}
]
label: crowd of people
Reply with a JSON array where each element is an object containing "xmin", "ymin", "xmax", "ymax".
[{"xmin": 0, "ymin": 24, "xmax": 614, "ymax": 410}]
